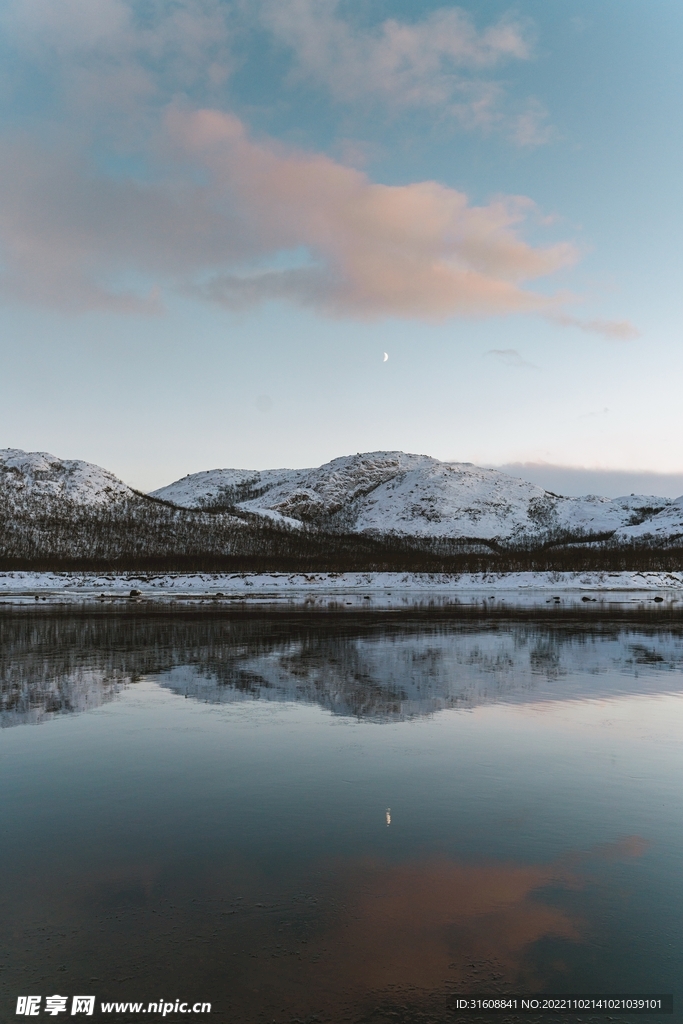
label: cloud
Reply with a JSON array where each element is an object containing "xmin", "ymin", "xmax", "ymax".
[
  {"xmin": 495, "ymin": 463, "xmax": 683, "ymax": 499},
  {"xmin": 0, "ymin": 0, "xmax": 235, "ymax": 127},
  {"xmin": 167, "ymin": 107, "xmax": 577, "ymax": 319},
  {"xmin": 550, "ymin": 312, "xmax": 641, "ymax": 340},
  {"xmin": 0, "ymin": 4, "xmax": 626, "ymax": 326},
  {"xmin": 0, "ymin": 0, "xmax": 583, "ymax": 321},
  {"xmin": 0, "ymin": 136, "xmax": 238, "ymax": 312},
  {"xmin": 259, "ymin": 0, "xmax": 535, "ymax": 128},
  {"xmin": 487, "ymin": 348, "xmax": 538, "ymax": 369},
  {"xmin": 0, "ymin": 0, "xmax": 552, "ymax": 146},
  {"xmin": 510, "ymin": 99, "xmax": 557, "ymax": 148},
  {"xmin": 0, "ymin": 109, "xmax": 577, "ymax": 318},
  {"xmin": 2, "ymin": 1, "xmax": 546, "ymax": 144}
]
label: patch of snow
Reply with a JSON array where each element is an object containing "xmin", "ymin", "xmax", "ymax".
[
  {"xmin": 2, "ymin": 570, "xmax": 682, "ymax": 608},
  {"xmin": 615, "ymin": 495, "xmax": 683, "ymax": 541}
]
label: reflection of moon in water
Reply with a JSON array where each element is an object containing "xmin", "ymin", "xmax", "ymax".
[
  {"xmin": 386, "ymin": 808, "xmax": 391, "ymax": 826},
  {"xmin": 383, "ymin": 352, "xmax": 389, "ymax": 362}
]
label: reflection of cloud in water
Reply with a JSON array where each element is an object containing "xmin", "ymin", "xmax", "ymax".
[
  {"xmin": 2, "ymin": 826, "xmax": 647, "ymax": 1022},
  {"xmin": 293, "ymin": 834, "xmax": 648, "ymax": 1017},
  {"xmin": 3, "ymin": 612, "xmax": 683, "ymax": 727},
  {"xmin": 327, "ymin": 857, "xmax": 580, "ymax": 994}
]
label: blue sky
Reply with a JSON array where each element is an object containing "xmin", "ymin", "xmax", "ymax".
[{"xmin": 1, "ymin": 0, "xmax": 682, "ymax": 493}]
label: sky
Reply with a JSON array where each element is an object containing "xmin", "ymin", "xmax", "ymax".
[{"xmin": 1, "ymin": 0, "xmax": 682, "ymax": 495}]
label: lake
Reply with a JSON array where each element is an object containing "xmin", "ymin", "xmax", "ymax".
[{"xmin": 1, "ymin": 609, "xmax": 682, "ymax": 1022}]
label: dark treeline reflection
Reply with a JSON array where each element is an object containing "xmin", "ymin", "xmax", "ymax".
[{"xmin": 3, "ymin": 610, "xmax": 683, "ymax": 728}]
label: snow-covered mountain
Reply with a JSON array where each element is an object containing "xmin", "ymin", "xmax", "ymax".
[
  {"xmin": 0, "ymin": 448, "xmax": 250, "ymax": 564},
  {"xmin": 3, "ymin": 447, "xmax": 681, "ymax": 545},
  {"xmin": 0, "ymin": 448, "xmax": 137, "ymax": 507},
  {"xmin": 151, "ymin": 451, "xmax": 680, "ymax": 543}
]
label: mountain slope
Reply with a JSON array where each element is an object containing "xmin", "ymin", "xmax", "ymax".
[
  {"xmin": 0, "ymin": 448, "xmax": 254, "ymax": 567},
  {"xmin": 0, "ymin": 448, "xmax": 137, "ymax": 508},
  {"xmin": 615, "ymin": 496, "xmax": 683, "ymax": 541},
  {"xmin": 152, "ymin": 451, "xmax": 678, "ymax": 542}
]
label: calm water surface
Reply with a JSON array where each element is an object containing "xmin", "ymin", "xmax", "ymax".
[{"xmin": 1, "ymin": 611, "xmax": 682, "ymax": 1023}]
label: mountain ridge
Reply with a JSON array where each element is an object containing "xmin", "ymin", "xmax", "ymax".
[
  {"xmin": 151, "ymin": 450, "xmax": 683, "ymax": 543},
  {"xmin": 3, "ymin": 446, "xmax": 683, "ymax": 547}
]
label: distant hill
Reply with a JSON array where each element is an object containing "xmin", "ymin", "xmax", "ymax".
[
  {"xmin": 0, "ymin": 447, "xmax": 249, "ymax": 568},
  {"xmin": 152, "ymin": 450, "xmax": 683, "ymax": 543},
  {"xmin": 1, "ymin": 448, "xmax": 138, "ymax": 509},
  {"xmin": 2, "ymin": 447, "xmax": 682, "ymax": 571}
]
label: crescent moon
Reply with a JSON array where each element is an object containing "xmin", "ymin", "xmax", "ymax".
[{"xmin": 383, "ymin": 352, "xmax": 389, "ymax": 362}]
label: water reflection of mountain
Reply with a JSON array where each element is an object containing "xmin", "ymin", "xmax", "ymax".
[{"xmin": 2, "ymin": 611, "xmax": 683, "ymax": 727}]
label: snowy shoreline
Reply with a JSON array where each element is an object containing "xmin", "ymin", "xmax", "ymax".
[{"xmin": 1, "ymin": 570, "xmax": 682, "ymax": 610}]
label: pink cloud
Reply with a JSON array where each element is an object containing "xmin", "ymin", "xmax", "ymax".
[
  {"xmin": 551, "ymin": 312, "xmax": 641, "ymax": 340},
  {"xmin": 166, "ymin": 107, "xmax": 576, "ymax": 319},
  {"xmin": 0, "ymin": 136, "xmax": 240, "ymax": 312},
  {"xmin": 0, "ymin": 109, "xmax": 575, "ymax": 319},
  {"xmin": 0, "ymin": 3, "xmax": 631, "ymax": 329}
]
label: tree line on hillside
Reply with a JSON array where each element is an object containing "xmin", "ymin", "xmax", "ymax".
[{"xmin": 1, "ymin": 493, "xmax": 682, "ymax": 573}]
